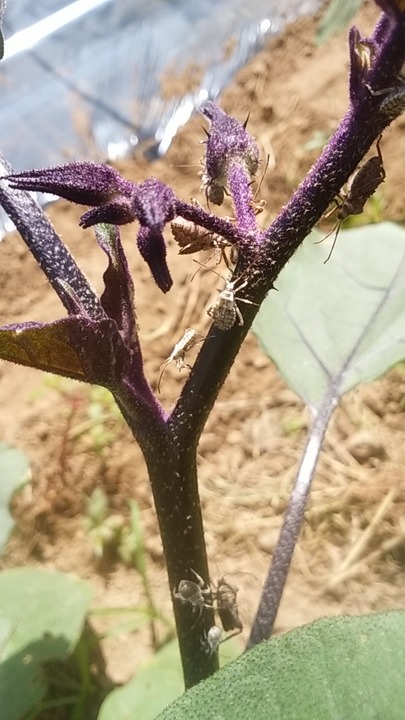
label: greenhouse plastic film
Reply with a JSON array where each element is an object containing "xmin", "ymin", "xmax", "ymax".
[{"xmin": 0, "ymin": 0, "xmax": 320, "ymax": 234}]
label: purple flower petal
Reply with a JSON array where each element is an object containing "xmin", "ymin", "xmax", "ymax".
[
  {"xmin": 137, "ymin": 226, "xmax": 173, "ymax": 293},
  {"xmin": 7, "ymin": 161, "xmax": 134, "ymax": 206},
  {"xmin": 132, "ymin": 178, "xmax": 176, "ymax": 230},
  {"xmin": 200, "ymin": 102, "xmax": 259, "ymax": 204},
  {"xmin": 79, "ymin": 197, "xmax": 136, "ymax": 228}
]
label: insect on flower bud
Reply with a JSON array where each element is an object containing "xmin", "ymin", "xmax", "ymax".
[{"xmin": 200, "ymin": 102, "xmax": 259, "ymax": 206}]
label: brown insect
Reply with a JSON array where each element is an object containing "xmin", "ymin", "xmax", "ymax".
[
  {"xmin": 171, "ymin": 214, "xmax": 237, "ymax": 269},
  {"xmin": 205, "ymin": 179, "xmax": 225, "ymax": 206},
  {"xmin": 199, "ymin": 164, "xmax": 227, "ymax": 207},
  {"xmin": 320, "ymin": 134, "xmax": 385, "ymax": 262},
  {"xmin": 171, "ymin": 211, "xmax": 220, "ymax": 255},
  {"xmin": 379, "ymin": 86, "xmax": 405, "ymax": 118},
  {"xmin": 249, "ymin": 151, "xmax": 271, "ymax": 216},
  {"xmin": 215, "ymin": 576, "xmax": 243, "ymax": 633}
]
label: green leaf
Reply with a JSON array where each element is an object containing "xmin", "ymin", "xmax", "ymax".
[
  {"xmin": 0, "ymin": 443, "xmax": 31, "ymax": 552},
  {"xmin": 253, "ymin": 223, "xmax": 405, "ymax": 411},
  {"xmin": 0, "ymin": 568, "xmax": 92, "ymax": 720},
  {"xmin": 98, "ymin": 636, "xmax": 242, "ymax": 720},
  {"xmin": 98, "ymin": 640, "xmax": 184, "ymax": 720},
  {"xmin": 158, "ymin": 611, "xmax": 405, "ymax": 719},
  {"xmin": 316, "ymin": 0, "xmax": 364, "ymax": 45}
]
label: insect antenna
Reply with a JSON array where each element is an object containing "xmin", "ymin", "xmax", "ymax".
[{"xmin": 190, "ymin": 257, "xmax": 236, "ymax": 284}]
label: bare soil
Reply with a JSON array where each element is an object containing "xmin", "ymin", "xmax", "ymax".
[{"xmin": 1, "ymin": 0, "xmax": 405, "ymax": 693}]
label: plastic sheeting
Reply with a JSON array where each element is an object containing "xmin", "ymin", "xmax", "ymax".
[{"xmin": 1, "ymin": 0, "xmax": 320, "ymax": 170}]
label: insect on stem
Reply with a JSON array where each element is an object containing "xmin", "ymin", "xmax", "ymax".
[
  {"xmin": 318, "ymin": 133, "xmax": 385, "ymax": 262},
  {"xmin": 171, "ymin": 211, "xmax": 238, "ymax": 272},
  {"xmin": 157, "ymin": 328, "xmax": 203, "ymax": 393},
  {"xmin": 174, "ymin": 570, "xmax": 214, "ymax": 616},
  {"xmin": 366, "ymin": 77, "xmax": 405, "ymax": 120},
  {"xmin": 214, "ymin": 576, "xmax": 243, "ymax": 633},
  {"xmin": 202, "ymin": 625, "xmax": 224, "ymax": 656},
  {"xmin": 192, "ymin": 261, "xmax": 256, "ymax": 331}
]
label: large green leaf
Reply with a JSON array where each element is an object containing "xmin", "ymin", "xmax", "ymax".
[
  {"xmin": 98, "ymin": 640, "xmax": 183, "ymax": 720},
  {"xmin": 0, "ymin": 568, "xmax": 92, "ymax": 720},
  {"xmin": 253, "ymin": 223, "xmax": 405, "ymax": 412},
  {"xmin": 158, "ymin": 611, "xmax": 405, "ymax": 719},
  {"xmin": 0, "ymin": 443, "xmax": 31, "ymax": 552},
  {"xmin": 316, "ymin": 0, "xmax": 364, "ymax": 45},
  {"xmin": 98, "ymin": 636, "xmax": 241, "ymax": 720}
]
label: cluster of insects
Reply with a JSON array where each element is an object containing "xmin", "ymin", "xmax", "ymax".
[
  {"xmin": 171, "ymin": 160, "xmax": 267, "ymax": 333},
  {"xmin": 161, "ymin": 131, "xmax": 388, "ymax": 394},
  {"xmin": 174, "ymin": 570, "xmax": 243, "ymax": 655},
  {"xmin": 156, "ymin": 269, "xmax": 255, "ymax": 391},
  {"xmin": 158, "ymin": 216, "xmax": 256, "ymax": 389}
]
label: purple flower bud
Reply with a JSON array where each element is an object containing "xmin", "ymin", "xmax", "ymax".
[
  {"xmin": 200, "ymin": 102, "xmax": 259, "ymax": 205},
  {"xmin": 129, "ymin": 179, "xmax": 176, "ymax": 292},
  {"xmin": 137, "ymin": 226, "xmax": 172, "ymax": 294},
  {"xmin": 7, "ymin": 164, "xmax": 177, "ymax": 293},
  {"xmin": 79, "ymin": 197, "xmax": 136, "ymax": 228},
  {"xmin": 132, "ymin": 178, "xmax": 177, "ymax": 230},
  {"xmin": 7, "ymin": 161, "xmax": 134, "ymax": 205}
]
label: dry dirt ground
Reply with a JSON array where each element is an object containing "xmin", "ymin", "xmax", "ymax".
[{"xmin": 1, "ymin": 0, "xmax": 405, "ymax": 691}]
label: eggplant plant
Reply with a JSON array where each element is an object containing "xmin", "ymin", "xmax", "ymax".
[{"xmin": 0, "ymin": 0, "xmax": 405, "ymax": 697}]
